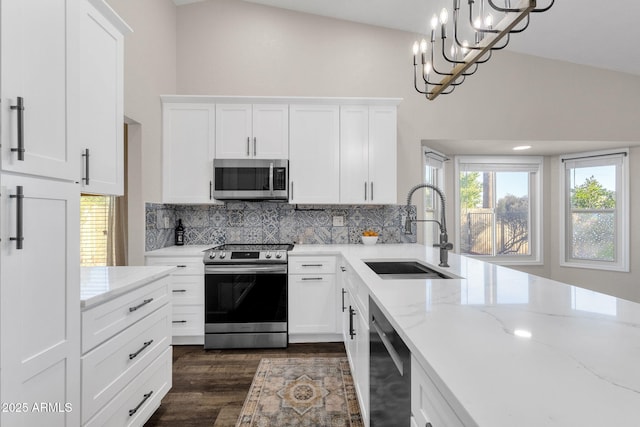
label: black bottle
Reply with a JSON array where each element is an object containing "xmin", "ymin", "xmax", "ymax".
[{"xmin": 175, "ymin": 219, "xmax": 185, "ymax": 246}]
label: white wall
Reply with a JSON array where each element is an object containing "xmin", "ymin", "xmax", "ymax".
[
  {"xmin": 110, "ymin": 0, "xmax": 640, "ymax": 300},
  {"xmin": 106, "ymin": 0, "xmax": 177, "ymax": 265}
]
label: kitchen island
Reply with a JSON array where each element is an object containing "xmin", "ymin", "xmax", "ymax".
[{"xmin": 291, "ymin": 244, "xmax": 640, "ymax": 426}]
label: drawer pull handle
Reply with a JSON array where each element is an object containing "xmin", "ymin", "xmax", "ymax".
[
  {"xmin": 129, "ymin": 298, "xmax": 153, "ymax": 312},
  {"xmin": 129, "ymin": 391, "xmax": 153, "ymax": 417},
  {"xmin": 172, "ymin": 320, "xmax": 187, "ymax": 324},
  {"xmin": 177, "ymin": 265, "xmax": 187, "ymax": 268},
  {"xmin": 341, "ymin": 288, "xmax": 347, "ymax": 312},
  {"xmin": 129, "ymin": 340, "xmax": 154, "ymax": 360},
  {"xmin": 10, "ymin": 97, "xmax": 25, "ymax": 160},
  {"xmin": 301, "ymin": 264, "xmax": 323, "ymax": 267},
  {"xmin": 172, "ymin": 289, "xmax": 187, "ymax": 293},
  {"xmin": 301, "ymin": 277, "xmax": 323, "ymax": 281},
  {"xmin": 9, "ymin": 186, "xmax": 24, "ymax": 250}
]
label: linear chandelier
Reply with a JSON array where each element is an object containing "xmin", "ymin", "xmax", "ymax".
[{"xmin": 412, "ymin": 0, "xmax": 554, "ymax": 100}]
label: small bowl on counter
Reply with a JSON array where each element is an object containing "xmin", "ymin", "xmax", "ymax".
[{"xmin": 361, "ymin": 235, "xmax": 379, "ymax": 245}]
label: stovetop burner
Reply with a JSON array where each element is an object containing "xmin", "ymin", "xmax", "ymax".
[{"xmin": 203, "ymin": 243, "xmax": 294, "ymax": 264}]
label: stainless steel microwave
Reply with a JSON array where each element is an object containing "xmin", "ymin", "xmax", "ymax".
[{"xmin": 212, "ymin": 159, "xmax": 288, "ymax": 200}]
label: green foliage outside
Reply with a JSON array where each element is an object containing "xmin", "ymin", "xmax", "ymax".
[
  {"xmin": 571, "ymin": 176, "xmax": 615, "ymax": 209},
  {"xmin": 459, "ymin": 171, "xmax": 482, "ymax": 209}
]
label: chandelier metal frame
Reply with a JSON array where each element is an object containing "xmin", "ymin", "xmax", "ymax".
[{"xmin": 413, "ymin": 0, "xmax": 555, "ymax": 100}]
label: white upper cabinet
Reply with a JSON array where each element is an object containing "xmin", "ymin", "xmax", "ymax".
[
  {"xmin": 340, "ymin": 105, "xmax": 397, "ymax": 204},
  {"xmin": 0, "ymin": 0, "xmax": 79, "ymax": 181},
  {"xmin": 77, "ymin": 0, "xmax": 130, "ymax": 195},
  {"xmin": 215, "ymin": 104, "xmax": 288, "ymax": 159},
  {"xmin": 289, "ymin": 104, "xmax": 340, "ymax": 204},
  {"xmin": 162, "ymin": 102, "xmax": 216, "ymax": 204}
]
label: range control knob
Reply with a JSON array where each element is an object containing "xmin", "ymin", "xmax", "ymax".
[
  {"xmin": 209, "ymin": 251, "xmax": 216, "ymax": 259},
  {"xmin": 265, "ymin": 251, "xmax": 272, "ymax": 259},
  {"xmin": 275, "ymin": 252, "xmax": 283, "ymax": 259},
  {"xmin": 219, "ymin": 251, "xmax": 226, "ymax": 259}
]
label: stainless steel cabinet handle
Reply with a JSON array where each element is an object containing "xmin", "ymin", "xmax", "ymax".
[
  {"xmin": 246, "ymin": 137, "xmax": 250, "ymax": 156},
  {"xmin": 82, "ymin": 149, "xmax": 90, "ymax": 185},
  {"xmin": 253, "ymin": 137, "xmax": 257, "ymax": 156},
  {"xmin": 364, "ymin": 182, "xmax": 367, "ymax": 200},
  {"xmin": 9, "ymin": 186, "xmax": 24, "ymax": 250},
  {"xmin": 172, "ymin": 289, "xmax": 187, "ymax": 293},
  {"xmin": 269, "ymin": 162, "xmax": 274, "ymax": 195},
  {"xmin": 177, "ymin": 265, "xmax": 187, "ymax": 268},
  {"xmin": 10, "ymin": 97, "xmax": 25, "ymax": 161},
  {"xmin": 371, "ymin": 182, "xmax": 374, "ymax": 200},
  {"xmin": 290, "ymin": 181, "xmax": 294, "ymax": 200},
  {"xmin": 209, "ymin": 180, "xmax": 213, "ymax": 200},
  {"xmin": 129, "ymin": 391, "xmax": 153, "ymax": 417},
  {"xmin": 128, "ymin": 298, "xmax": 153, "ymax": 313},
  {"xmin": 129, "ymin": 340, "xmax": 153, "ymax": 360},
  {"xmin": 172, "ymin": 320, "xmax": 187, "ymax": 324},
  {"xmin": 301, "ymin": 264, "xmax": 323, "ymax": 267},
  {"xmin": 349, "ymin": 306, "xmax": 356, "ymax": 339},
  {"xmin": 301, "ymin": 277, "xmax": 323, "ymax": 281},
  {"xmin": 341, "ymin": 288, "xmax": 347, "ymax": 312}
]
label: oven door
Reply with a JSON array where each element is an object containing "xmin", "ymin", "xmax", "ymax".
[{"xmin": 204, "ymin": 264, "xmax": 287, "ymax": 334}]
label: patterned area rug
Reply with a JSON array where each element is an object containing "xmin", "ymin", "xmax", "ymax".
[{"xmin": 236, "ymin": 357, "xmax": 364, "ymax": 427}]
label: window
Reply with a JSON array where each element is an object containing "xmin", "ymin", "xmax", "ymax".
[
  {"xmin": 454, "ymin": 156, "xmax": 543, "ymax": 265},
  {"xmin": 560, "ymin": 150, "xmax": 629, "ymax": 272},
  {"xmin": 80, "ymin": 195, "xmax": 114, "ymax": 266},
  {"xmin": 423, "ymin": 148, "xmax": 447, "ymax": 246}
]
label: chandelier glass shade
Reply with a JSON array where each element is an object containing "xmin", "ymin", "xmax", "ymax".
[{"xmin": 412, "ymin": 0, "xmax": 554, "ymax": 100}]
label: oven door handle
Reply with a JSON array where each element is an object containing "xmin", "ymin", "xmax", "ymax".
[{"xmin": 205, "ymin": 265, "xmax": 287, "ymax": 274}]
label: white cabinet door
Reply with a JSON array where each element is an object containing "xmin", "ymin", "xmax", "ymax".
[
  {"xmin": 0, "ymin": 0, "xmax": 79, "ymax": 181},
  {"xmin": 215, "ymin": 104, "xmax": 252, "ymax": 158},
  {"xmin": 368, "ymin": 105, "xmax": 397, "ymax": 204},
  {"xmin": 289, "ymin": 104, "xmax": 340, "ymax": 204},
  {"xmin": 339, "ymin": 105, "xmax": 397, "ymax": 204},
  {"xmin": 0, "ymin": 175, "xmax": 80, "ymax": 427},
  {"xmin": 162, "ymin": 103, "xmax": 216, "ymax": 203},
  {"xmin": 340, "ymin": 105, "xmax": 369, "ymax": 204},
  {"xmin": 288, "ymin": 274, "xmax": 337, "ymax": 334},
  {"xmin": 77, "ymin": 0, "xmax": 127, "ymax": 195},
  {"xmin": 252, "ymin": 104, "xmax": 289, "ymax": 159},
  {"xmin": 354, "ymin": 305, "xmax": 370, "ymax": 426},
  {"xmin": 215, "ymin": 104, "xmax": 288, "ymax": 159}
]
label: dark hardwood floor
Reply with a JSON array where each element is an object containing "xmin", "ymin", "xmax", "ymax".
[{"xmin": 144, "ymin": 343, "xmax": 347, "ymax": 427}]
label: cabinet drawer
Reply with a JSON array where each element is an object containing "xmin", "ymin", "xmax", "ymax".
[
  {"xmin": 289, "ymin": 256, "xmax": 336, "ymax": 274},
  {"xmin": 171, "ymin": 305, "xmax": 204, "ymax": 336},
  {"xmin": 146, "ymin": 256, "xmax": 203, "ymax": 275},
  {"xmin": 82, "ymin": 277, "xmax": 170, "ymax": 352},
  {"xmin": 170, "ymin": 275, "xmax": 204, "ymax": 305},
  {"xmin": 411, "ymin": 355, "xmax": 465, "ymax": 427},
  {"xmin": 82, "ymin": 304, "xmax": 171, "ymax": 423},
  {"xmin": 84, "ymin": 347, "xmax": 172, "ymax": 427}
]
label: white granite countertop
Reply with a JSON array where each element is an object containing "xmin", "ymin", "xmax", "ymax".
[
  {"xmin": 292, "ymin": 243, "xmax": 640, "ymax": 426},
  {"xmin": 144, "ymin": 243, "xmax": 640, "ymax": 425},
  {"xmin": 81, "ymin": 266, "xmax": 176, "ymax": 309}
]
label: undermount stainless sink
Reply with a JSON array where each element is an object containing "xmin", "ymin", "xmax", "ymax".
[{"xmin": 365, "ymin": 261, "xmax": 454, "ymax": 280}]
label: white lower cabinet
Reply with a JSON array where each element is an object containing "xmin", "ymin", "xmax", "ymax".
[
  {"xmin": 288, "ymin": 256, "xmax": 341, "ymax": 342},
  {"xmin": 145, "ymin": 255, "xmax": 205, "ymax": 345},
  {"xmin": 81, "ymin": 275, "xmax": 172, "ymax": 426},
  {"xmin": 340, "ymin": 260, "xmax": 369, "ymax": 426},
  {"xmin": 411, "ymin": 355, "xmax": 465, "ymax": 427}
]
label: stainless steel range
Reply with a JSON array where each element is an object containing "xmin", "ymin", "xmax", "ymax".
[{"xmin": 202, "ymin": 243, "xmax": 293, "ymax": 349}]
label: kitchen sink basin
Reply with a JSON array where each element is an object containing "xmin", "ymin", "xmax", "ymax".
[{"xmin": 365, "ymin": 261, "xmax": 454, "ymax": 280}]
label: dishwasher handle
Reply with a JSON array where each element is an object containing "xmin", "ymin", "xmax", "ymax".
[{"xmin": 371, "ymin": 316, "xmax": 404, "ymax": 376}]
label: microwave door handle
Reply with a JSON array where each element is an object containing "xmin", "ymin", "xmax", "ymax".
[{"xmin": 269, "ymin": 162, "xmax": 274, "ymax": 195}]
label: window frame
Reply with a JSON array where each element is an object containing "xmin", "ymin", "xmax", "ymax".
[
  {"xmin": 559, "ymin": 149, "xmax": 629, "ymax": 272},
  {"xmin": 422, "ymin": 147, "xmax": 447, "ymax": 247},
  {"xmin": 454, "ymin": 155, "xmax": 543, "ymax": 266}
]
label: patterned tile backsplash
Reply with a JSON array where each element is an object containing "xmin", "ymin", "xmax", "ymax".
[{"xmin": 145, "ymin": 202, "xmax": 417, "ymax": 251}]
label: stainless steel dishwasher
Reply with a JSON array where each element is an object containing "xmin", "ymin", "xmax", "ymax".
[{"xmin": 369, "ymin": 297, "xmax": 411, "ymax": 426}]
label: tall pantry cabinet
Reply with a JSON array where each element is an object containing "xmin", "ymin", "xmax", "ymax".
[{"xmin": 0, "ymin": 1, "xmax": 129, "ymax": 425}]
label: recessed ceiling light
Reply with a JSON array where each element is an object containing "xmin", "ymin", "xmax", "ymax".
[{"xmin": 513, "ymin": 145, "xmax": 532, "ymax": 151}]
